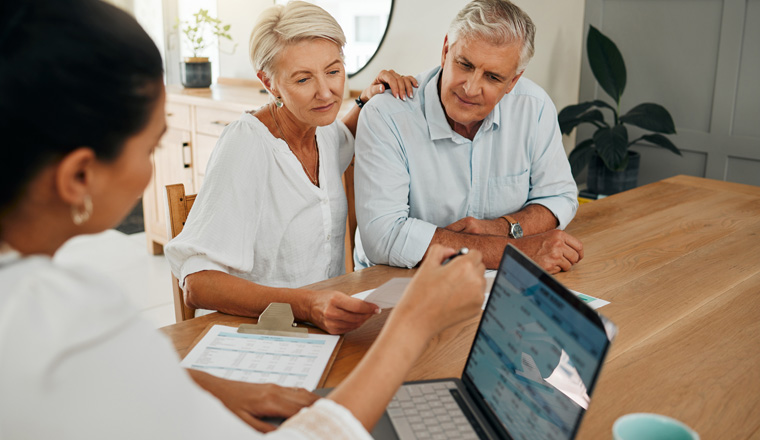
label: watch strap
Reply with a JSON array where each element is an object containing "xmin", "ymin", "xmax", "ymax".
[{"xmin": 502, "ymin": 215, "xmax": 518, "ymax": 226}]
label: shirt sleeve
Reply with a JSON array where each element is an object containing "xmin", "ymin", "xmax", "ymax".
[
  {"xmin": 525, "ymin": 93, "xmax": 579, "ymax": 230},
  {"xmin": 333, "ymin": 120, "xmax": 356, "ymax": 173},
  {"xmin": 354, "ymin": 103, "xmax": 437, "ymax": 268},
  {"xmin": 279, "ymin": 399, "xmax": 373, "ymax": 440},
  {"xmin": 164, "ymin": 122, "xmax": 264, "ymax": 287}
]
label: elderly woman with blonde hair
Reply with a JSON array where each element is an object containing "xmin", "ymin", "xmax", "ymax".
[{"xmin": 166, "ymin": 1, "xmax": 417, "ymax": 334}]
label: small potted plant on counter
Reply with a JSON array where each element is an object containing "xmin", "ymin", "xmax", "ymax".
[
  {"xmin": 559, "ymin": 25, "xmax": 681, "ymax": 195},
  {"xmin": 177, "ymin": 9, "xmax": 234, "ymax": 88}
]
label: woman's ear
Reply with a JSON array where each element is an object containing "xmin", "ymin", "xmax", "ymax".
[
  {"xmin": 257, "ymin": 70, "xmax": 276, "ymax": 96},
  {"xmin": 54, "ymin": 147, "xmax": 97, "ymax": 206}
]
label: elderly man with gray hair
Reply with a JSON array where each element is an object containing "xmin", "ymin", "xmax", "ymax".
[{"xmin": 354, "ymin": 0, "xmax": 583, "ymax": 273}]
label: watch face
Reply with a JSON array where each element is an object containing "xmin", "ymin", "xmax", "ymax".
[{"xmin": 511, "ymin": 223, "xmax": 524, "ymax": 239}]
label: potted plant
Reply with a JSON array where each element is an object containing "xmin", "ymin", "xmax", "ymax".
[
  {"xmin": 559, "ymin": 25, "xmax": 681, "ymax": 195},
  {"xmin": 177, "ymin": 9, "xmax": 234, "ymax": 88}
]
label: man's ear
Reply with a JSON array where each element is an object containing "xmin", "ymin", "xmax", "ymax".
[
  {"xmin": 257, "ymin": 70, "xmax": 277, "ymax": 97},
  {"xmin": 441, "ymin": 35, "xmax": 450, "ymax": 68},
  {"xmin": 505, "ymin": 71, "xmax": 524, "ymax": 95},
  {"xmin": 54, "ymin": 148, "xmax": 96, "ymax": 206}
]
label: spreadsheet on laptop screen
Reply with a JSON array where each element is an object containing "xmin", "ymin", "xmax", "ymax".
[{"xmin": 464, "ymin": 254, "xmax": 608, "ymax": 440}]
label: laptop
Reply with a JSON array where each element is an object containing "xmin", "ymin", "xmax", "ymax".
[{"xmin": 361, "ymin": 244, "xmax": 616, "ymax": 440}]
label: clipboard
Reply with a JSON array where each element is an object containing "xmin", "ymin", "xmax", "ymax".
[
  {"xmin": 181, "ymin": 303, "xmax": 343, "ymax": 389},
  {"xmin": 237, "ymin": 303, "xmax": 309, "ymax": 337}
]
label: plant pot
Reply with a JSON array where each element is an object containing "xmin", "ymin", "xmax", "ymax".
[
  {"xmin": 587, "ymin": 151, "xmax": 640, "ymax": 195},
  {"xmin": 180, "ymin": 57, "xmax": 211, "ymax": 88}
]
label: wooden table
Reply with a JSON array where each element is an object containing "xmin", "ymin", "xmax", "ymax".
[{"xmin": 161, "ymin": 175, "xmax": 760, "ymax": 439}]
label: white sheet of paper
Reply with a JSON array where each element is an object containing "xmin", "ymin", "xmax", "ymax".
[
  {"xmin": 360, "ymin": 277, "xmax": 413, "ymax": 309},
  {"xmin": 180, "ymin": 325, "xmax": 339, "ymax": 391},
  {"xmin": 354, "ymin": 270, "xmax": 609, "ymax": 310}
]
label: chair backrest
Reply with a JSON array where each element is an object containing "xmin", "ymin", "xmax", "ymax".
[
  {"xmin": 342, "ymin": 159, "xmax": 357, "ymax": 273},
  {"xmin": 165, "ymin": 183, "xmax": 197, "ymax": 322}
]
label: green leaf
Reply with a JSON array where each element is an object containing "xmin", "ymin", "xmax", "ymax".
[
  {"xmin": 559, "ymin": 102, "xmax": 594, "ymax": 124},
  {"xmin": 587, "ymin": 25, "xmax": 626, "ymax": 104},
  {"xmin": 640, "ymin": 134, "xmax": 681, "ymax": 156},
  {"xmin": 568, "ymin": 139, "xmax": 595, "ymax": 177},
  {"xmin": 593, "ymin": 124, "xmax": 629, "ymax": 171},
  {"xmin": 620, "ymin": 103, "xmax": 676, "ymax": 134},
  {"xmin": 559, "ymin": 109, "xmax": 607, "ymax": 135},
  {"xmin": 591, "ymin": 99, "xmax": 618, "ymax": 121},
  {"xmin": 223, "ymin": 24, "xmax": 231, "ymax": 31}
]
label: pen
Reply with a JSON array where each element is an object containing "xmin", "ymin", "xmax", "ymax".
[{"xmin": 442, "ymin": 247, "xmax": 469, "ymax": 265}]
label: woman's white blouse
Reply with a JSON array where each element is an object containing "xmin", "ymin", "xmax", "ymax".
[
  {"xmin": 165, "ymin": 112, "xmax": 354, "ymax": 289},
  {"xmin": 0, "ymin": 250, "xmax": 371, "ymax": 439}
]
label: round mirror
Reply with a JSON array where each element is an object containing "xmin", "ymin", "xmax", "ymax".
[{"xmin": 275, "ymin": 0, "xmax": 393, "ymax": 77}]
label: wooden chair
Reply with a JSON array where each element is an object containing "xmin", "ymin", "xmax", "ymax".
[
  {"xmin": 165, "ymin": 183, "xmax": 197, "ymax": 322},
  {"xmin": 342, "ymin": 159, "xmax": 357, "ymax": 273}
]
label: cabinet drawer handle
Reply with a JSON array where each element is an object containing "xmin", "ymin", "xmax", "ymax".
[
  {"xmin": 211, "ymin": 120, "xmax": 230, "ymax": 127},
  {"xmin": 182, "ymin": 142, "xmax": 192, "ymax": 169}
]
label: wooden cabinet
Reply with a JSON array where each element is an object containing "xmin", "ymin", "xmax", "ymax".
[{"xmin": 143, "ymin": 124, "xmax": 194, "ymax": 253}]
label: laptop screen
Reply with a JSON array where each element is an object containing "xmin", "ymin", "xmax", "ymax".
[{"xmin": 463, "ymin": 246, "xmax": 610, "ymax": 440}]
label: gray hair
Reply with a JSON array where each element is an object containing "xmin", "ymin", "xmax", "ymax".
[
  {"xmin": 249, "ymin": 1, "xmax": 346, "ymax": 78},
  {"xmin": 448, "ymin": 0, "xmax": 536, "ymax": 73}
]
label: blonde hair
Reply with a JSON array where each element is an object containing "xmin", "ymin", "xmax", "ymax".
[
  {"xmin": 448, "ymin": 0, "xmax": 536, "ymax": 73},
  {"xmin": 249, "ymin": 1, "xmax": 346, "ymax": 78}
]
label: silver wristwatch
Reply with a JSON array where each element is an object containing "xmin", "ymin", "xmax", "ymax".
[{"xmin": 502, "ymin": 215, "xmax": 523, "ymax": 239}]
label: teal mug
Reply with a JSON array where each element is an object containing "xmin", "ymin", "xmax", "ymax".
[{"xmin": 613, "ymin": 413, "xmax": 699, "ymax": 440}]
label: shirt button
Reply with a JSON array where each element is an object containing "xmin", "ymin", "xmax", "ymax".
[{"xmin": 327, "ymin": 234, "xmax": 331, "ymax": 240}]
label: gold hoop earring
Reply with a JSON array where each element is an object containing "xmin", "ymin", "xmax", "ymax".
[
  {"xmin": 71, "ymin": 194, "xmax": 93, "ymax": 226},
  {"xmin": 275, "ymin": 96, "xmax": 284, "ymax": 108}
]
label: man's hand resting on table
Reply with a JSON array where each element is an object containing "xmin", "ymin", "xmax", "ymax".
[
  {"xmin": 188, "ymin": 369, "xmax": 319, "ymax": 432},
  {"xmin": 441, "ymin": 216, "xmax": 584, "ymax": 274},
  {"xmin": 511, "ymin": 230, "xmax": 584, "ymax": 274}
]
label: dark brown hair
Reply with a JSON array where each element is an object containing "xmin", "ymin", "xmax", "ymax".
[{"xmin": 0, "ymin": 0, "xmax": 164, "ymax": 215}]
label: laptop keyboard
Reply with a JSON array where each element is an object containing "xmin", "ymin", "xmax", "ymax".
[{"xmin": 386, "ymin": 381, "xmax": 482, "ymax": 439}]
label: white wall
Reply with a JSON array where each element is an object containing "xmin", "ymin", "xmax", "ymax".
[
  {"xmin": 218, "ymin": 0, "xmax": 273, "ymax": 79},
  {"xmin": 133, "ymin": 0, "xmax": 167, "ymax": 62},
  {"xmin": 216, "ymin": 0, "xmax": 587, "ymax": 151}
]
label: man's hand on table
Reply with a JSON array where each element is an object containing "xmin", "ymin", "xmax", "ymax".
[
  {"xmin": 442, "ymin": 216, "xmax": 584, "ymax": 273},
  {"xmin": 187, "ymin": 370, "xmax": 319, "ymax": 432},
  {"xmin": 511, "ymin": 230, "xmax": 584, "ymax": 274}
]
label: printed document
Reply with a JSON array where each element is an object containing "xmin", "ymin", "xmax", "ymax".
[{"xmin": 181, "ymin": 325, "xmax": 340, "ymax": 390}]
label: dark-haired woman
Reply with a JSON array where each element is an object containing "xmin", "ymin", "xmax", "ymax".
[{"xmin": 0, "ymin": 0, "xmax": 485, "ymax": 438}]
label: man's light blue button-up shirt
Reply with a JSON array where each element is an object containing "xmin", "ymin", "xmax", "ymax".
[{"xmin": 354, "ymin": 66, "xmax": 578, "ymax": 269}]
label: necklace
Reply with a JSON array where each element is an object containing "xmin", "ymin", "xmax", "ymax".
[{"xmin": 269, "ymin": 103, "xmax": 319, "ymax": 186}]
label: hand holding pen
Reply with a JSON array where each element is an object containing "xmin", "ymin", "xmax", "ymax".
[{"xmin": 442, "ymin": 247, "xmax": 469, "ymax": 265}]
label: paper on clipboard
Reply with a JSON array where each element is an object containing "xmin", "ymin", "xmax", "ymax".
[{"xmin": 180, "ymin": 325, "xmax": 340, "ymax": 391}]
